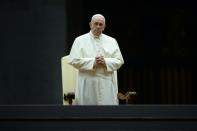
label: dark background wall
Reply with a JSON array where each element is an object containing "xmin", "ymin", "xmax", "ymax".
[
  {"xmin": 0, "ymin": 0, "xmax": 195, "ymax": 104},
  {"xmin": 67, "ymin": 0, "xmax": 195, "ymax": 104},
  {"xmin": 0, "ymin": 0, "xmax": 66, "ymax": 104}
]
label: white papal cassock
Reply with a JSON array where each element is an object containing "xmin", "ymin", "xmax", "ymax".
[{"xmin": 68, "ymin": 31, "xmax": 124, "ymax": 105}]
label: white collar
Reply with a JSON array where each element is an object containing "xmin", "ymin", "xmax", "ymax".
[{"xmin": 89, "ymin": 31, "xmax": 102, "ymax": 40}]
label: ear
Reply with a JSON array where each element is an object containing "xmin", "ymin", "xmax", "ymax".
[
  {"xmin": 102, "ymin": 24, "xmax": 106, "ymax": 31},
  {"xmin": 89, "ymin": 22, "xmax": 92, "ymax": 28}
]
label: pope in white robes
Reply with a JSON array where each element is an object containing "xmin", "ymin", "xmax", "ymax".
[{"xmin": 68, "ymin": 14, "xmax": 124, "ymax": 105}]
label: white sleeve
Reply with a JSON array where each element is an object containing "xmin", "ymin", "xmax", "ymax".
[
  {"xmin": 104, "ymin": 40, "xmax": 124, "ymax": 72},
  {"xmin": 67, "ymin": 38, "xmax": 95, "ymax": 71}
]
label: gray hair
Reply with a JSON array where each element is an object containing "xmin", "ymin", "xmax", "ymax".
[{"xmin": 91, "ymin": 14, "xmax": 105, "ymax": 24}]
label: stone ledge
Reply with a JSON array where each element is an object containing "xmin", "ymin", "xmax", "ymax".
[{"xmin": 0, "ymin": 105, "xmax": 197, "ymax": 120}]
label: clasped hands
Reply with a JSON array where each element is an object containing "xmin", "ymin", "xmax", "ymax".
[{"xmin": 95, "ymin": 54, "xmax": 105, "ymax": 65}]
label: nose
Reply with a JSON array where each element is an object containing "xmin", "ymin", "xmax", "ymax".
[{"xmin": 96, "ymin": 25, "xmax": 101, "ymax": 28}]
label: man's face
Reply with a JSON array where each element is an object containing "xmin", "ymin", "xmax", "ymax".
[{"xmin": 90, "ymin": 17, "xmax": 105, "ymax": 37}]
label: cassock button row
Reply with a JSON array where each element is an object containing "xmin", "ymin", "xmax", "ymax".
[
  {"xmin": 97, "ymin": 93, "xmax": 101, "ymax": 98},
  {"xmin": 98, "ymin": 95, "xmax": 102, "ymax": 100}
]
